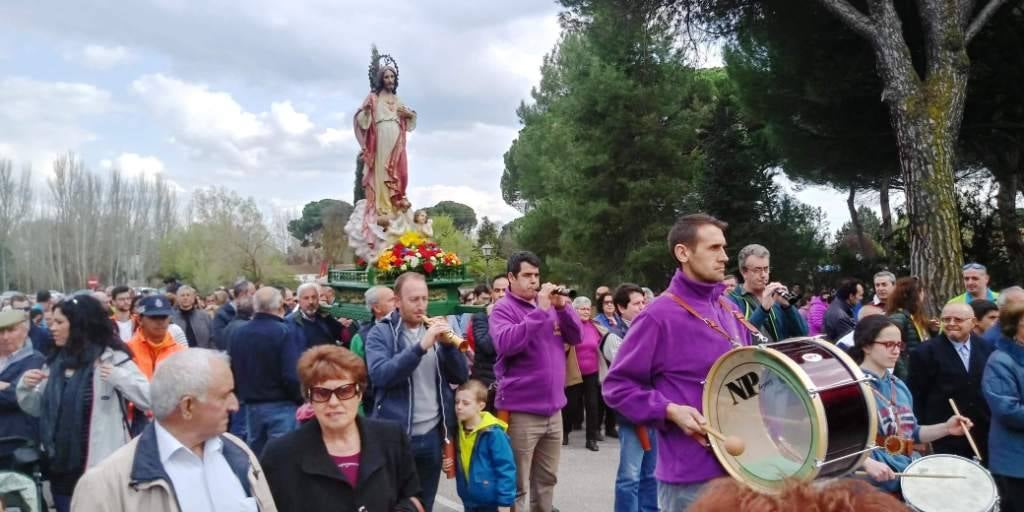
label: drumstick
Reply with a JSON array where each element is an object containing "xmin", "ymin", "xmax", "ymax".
[
  {"xmin": 948, "ymin": 398, "xmax": 982, "ymax": 462},
  {"xmin": 702, "ymin": 425, "xmax": 745, "ymax": 456},
  {"xmin": 855, "ymin": 471, "xmax": 965, "ymax": 479},
  {"xmin": 635, "ymin": 425, "xmax": 652, "ymax": 451}
]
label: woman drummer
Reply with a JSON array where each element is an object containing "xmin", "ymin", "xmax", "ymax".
[{"xmin": 849, "ymin": 315, "xmax": 974, "ymax": 493}]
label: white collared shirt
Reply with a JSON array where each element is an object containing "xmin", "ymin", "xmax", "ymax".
[{"xmin": 154, "ymin": 422, "xmax": 255, "ymax": 512}]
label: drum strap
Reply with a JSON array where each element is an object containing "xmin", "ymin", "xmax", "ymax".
[{"xmin": 664, "ymin": 292, "xmax": 769, "ymax": 346}]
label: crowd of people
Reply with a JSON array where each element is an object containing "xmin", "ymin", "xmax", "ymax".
[{"xmin": 1, "ymin": 213, "xmax": 1023, "ymax": 512}]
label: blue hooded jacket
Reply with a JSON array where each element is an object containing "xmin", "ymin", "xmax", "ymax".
[
  {"xmin": 455, "ymin": 412, "xmax": 516, "ymax": 508},
  {"xmin": 365, "ymin": 310, "xmax": 468, "ymax": 439}
]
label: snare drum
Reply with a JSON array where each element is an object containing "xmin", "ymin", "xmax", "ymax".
[
  {"xmin": 901, "ymin": 454, "xmax": 999, "ymax": 512},
  {"xmin": 702, "ymin": 337, "xmax": 877, "ymax": 493}
]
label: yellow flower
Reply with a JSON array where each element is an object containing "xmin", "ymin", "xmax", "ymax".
[{"xmin": 398, "ymin": 231, "xmax": 426, "ymax": 248}]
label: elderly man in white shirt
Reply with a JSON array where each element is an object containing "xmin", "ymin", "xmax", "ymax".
[{"xmin": 71, "ymin": 349, "xmax": 277, "ymax": 512}]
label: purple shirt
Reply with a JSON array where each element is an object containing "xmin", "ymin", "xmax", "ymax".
[
  {"xmin": 489, "ymin": 291, "xmax": 584, "ymax": 416},
  {"xmin": 331, "ymin": 452, "xmax": 360, "ymax": 486},
  {"xmin": 575, "ymin": 322, "xmax": 602, "ymax": 376},
  {"xmin": 602, "ymin": 269, "xmax": 751, "ymax": 485}
]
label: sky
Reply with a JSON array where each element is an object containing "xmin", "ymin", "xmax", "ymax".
[{"xmin": 0, "ymin": 0, "xmax": 852, "ymax": 230}]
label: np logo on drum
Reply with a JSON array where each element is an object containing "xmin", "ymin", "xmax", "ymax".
[{"xmin": 725, "ymin": 371, "xmax": 760, "ymax": 405}]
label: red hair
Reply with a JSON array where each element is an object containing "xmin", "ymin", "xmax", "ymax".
[{"xmin": 689, "ymin": 478, "xmax": 908, "ymax": 512}]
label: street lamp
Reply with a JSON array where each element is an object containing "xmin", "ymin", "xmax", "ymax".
[{"xmin": 481, "ymin": 243, "xmax": 494, "ymax": 279}]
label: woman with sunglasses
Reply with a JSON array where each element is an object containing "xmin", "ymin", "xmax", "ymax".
[
  {"xmin": 16, "ymin": 294, "xmax": 150, "ymax": 512},
  {"xmin": 261, "ymin": 345, "xmax": 423, "ymax": 512},
  {"xmin": 850, "ymin": 315, "xmax": 973, "ymax": 493}
]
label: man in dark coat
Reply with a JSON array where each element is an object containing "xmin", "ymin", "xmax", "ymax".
[
  {"xmin": 824, "ymin": 278, "xmax": 864, "ymax": 342},
  {"xmin": 287, "ymin": 282, "xmax": 344, "ymax": 349},
  {"xmin": 212, "ymin": 280, "xmax": 254, "ymax": 350},
  {"xmin": 907, "ymin": 303, "xmax": 993, "ymax": 461}
]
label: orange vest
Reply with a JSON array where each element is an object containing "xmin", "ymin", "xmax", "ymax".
[{"xmin": 127, "ymin": 330, "xmax": 184, "ymax": 380}]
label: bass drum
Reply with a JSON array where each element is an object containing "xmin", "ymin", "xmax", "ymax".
[{"xmin": 702, "ymin": 337, "xmax": 877, "ymax": 493}]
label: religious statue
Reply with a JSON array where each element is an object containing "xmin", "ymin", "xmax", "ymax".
[
  {"xmin": 345, "ymin": 50, "xmax": 421, "ymax": 261},
  {"xmin": 354, "ymin": 53, "xmax": 416, "ymax": 225}
]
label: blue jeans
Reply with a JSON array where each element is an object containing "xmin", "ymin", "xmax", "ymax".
[
  {"xmin": 53, "ymin": 494, "xmax": 72, "ymax": 512},
  {"xmin": 230, "ymin": 403, "xmax": 249, "ymax": 440},
  {"xmin": 246, "ymin": 401, "xmax": 297, "ymax": 457},
  {"xmin": 615, "ymin": 419, "xmax": 658, "ymax": 512},
  {"xmin": 410, "ymin": 424, "xmax": 443, "ymax": 512},
  {"xmin": 658, "ymin": 481, "xmax": 706, "ymax": 512}
]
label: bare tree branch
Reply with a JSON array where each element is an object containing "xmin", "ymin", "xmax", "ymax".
[
  {"xmin": 966, "ymin": 0, "xmax": 1010, "ymax": 42},
  {"xmin": 816, "ymin": 0, "xmax": 878, "ymax": 42}
]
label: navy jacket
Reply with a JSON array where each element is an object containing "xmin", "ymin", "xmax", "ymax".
[
  {"xmin": 0, "ymin": 345, "xmax": 45, "ymax": 442},
  {"xmin": 28, "ymin": 324, "xmax": 53, "ymax": 357},
  {"xmin": 823, "ymin": 298, "xmax": 856, "ymax": 342},
  {"xmin": 212, "ymin": 302, "xmax": 237, "ymax": 351},
  {"xmin": 907, "ymin": 334, "xmax": 992, "ymax": 461},
  {"xmin": 365, "ymin": 310, "xmax": 469, "ymax": 438},
  {"xmin": 228, "ymin": 313, "xmax": 303, "ymax": 404},
  {"xmin": 285, "ymin": 311, "xmax": 343, "ymax": 350},
  {"xmin": 471, "ymin": 311, "xmax": 497, "ymax": 386}
]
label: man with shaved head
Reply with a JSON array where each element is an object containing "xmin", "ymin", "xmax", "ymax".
[{"xmin": 907, "ymin": 302, "xmax": 993, "ymax": 461}]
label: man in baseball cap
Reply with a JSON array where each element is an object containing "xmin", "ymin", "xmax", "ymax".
[
  {"xmin": 0, "ymin": 309, "xmax": 46, "ymax": 441},
  {"xmin": 126, "ymin": 295, "xmax": 184, "ymax": 380}
]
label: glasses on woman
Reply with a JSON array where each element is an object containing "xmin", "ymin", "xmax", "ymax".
[
  {"xmin": 872, "ymin": 339, "xmax": 906, "ymax": 351},
  {"xmin": 308, "ymin": 383, "xmax": 361, "ymax": 403}
]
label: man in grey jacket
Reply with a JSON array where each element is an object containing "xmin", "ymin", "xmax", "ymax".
[{"xmin": 171, "ymin": 285, "xmax": 213, "ymax": 348}]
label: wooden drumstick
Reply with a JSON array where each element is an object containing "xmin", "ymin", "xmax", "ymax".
[
  {"xmin": 635, "ymin": 425, "xmax": 652, "ymax": 452},
  {"xmin": 948, "ymin": 398, "xmax": 982, "ymax": 462},
  {"xmin": 855, "ymin": 471, "xmax": 965, "ymax": 479},
  {"xmin": 702, "ymin": 425, "xmax": 745, "ymax": 456}
]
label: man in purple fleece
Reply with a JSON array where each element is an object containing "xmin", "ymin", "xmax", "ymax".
[
  {"xmin": 603, "ymin": 213, "xmax": 753, "ymax": 511},
  {"xmin": 489, "ymin": 251, "xmax": 583, "ymax": 512}
]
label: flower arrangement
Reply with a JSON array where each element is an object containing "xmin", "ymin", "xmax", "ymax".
[{"xmin": 375, "ymin": 230, "xmax": 463, "ymax": 277}]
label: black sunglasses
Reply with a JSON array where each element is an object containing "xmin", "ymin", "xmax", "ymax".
[{"xmin": 307, "ymin": 383, "xmax": 361, "ymax": 403}]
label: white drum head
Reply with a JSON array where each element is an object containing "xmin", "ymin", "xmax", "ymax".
[{"xmin": 900, "ymin": 454, "xmax": 997, "ymax": 512}]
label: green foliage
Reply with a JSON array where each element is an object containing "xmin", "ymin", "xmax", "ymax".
[
  {"xmin": 430, "ymin": 214, "xmax": 491, "ymax": 282},
  {"xmin": 722, "ymin": 2, "xmax": 900, "ymax": 192},
  {"xmin": 162, "ymin": 187, "xmax": 295, "ymax": 292},
  {"xmin": 501, "ymin": 0, "xmax": 831, "ymax": 291},
  {"xmin": 288, "ymin": 199, "xmax": 354, "ymax": 245},
  {"xmin": 426, "ymin": 201, "xmax": 477, "ymax": 233}
]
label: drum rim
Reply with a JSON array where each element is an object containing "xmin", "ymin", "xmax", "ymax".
[
  {"xmin": 702, "ymin": 343, "xmax": 829, "ymax": 494},
  {"xmin": 811, "ymin": 338, "xmax": 879, "ymax": 476},
  {"xmin": 905, "ymin": 454, "xmax": 999, "ymax": 509}
]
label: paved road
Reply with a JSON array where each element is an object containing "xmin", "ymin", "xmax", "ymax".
[{"xmin": 435, "ymin": 433, "xmax": 620, "ymax": 512}]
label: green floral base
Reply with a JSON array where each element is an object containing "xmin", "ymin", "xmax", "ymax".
[{"xmin": 323, "ymin": 266, "xmax": 482, "ymax": 322}]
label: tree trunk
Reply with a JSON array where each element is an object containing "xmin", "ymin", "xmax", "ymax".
[
  {"xmin": 889, "ymin": 95, "xmax": 965, "ymax": 315},
  {"xmin": 994, "ymin": 164, "xmax": 1024, "ymax": 283},
  {"xmin": 847, "ymin": 186, "xmax": 870, "ymax": 258},
  {"xmin": 816, "ymin": 0, "xmax": 1008, "ymax": 316},
  {"xmin": 879, "ymin": 176, "xmax": 892, "ymax": 240}
]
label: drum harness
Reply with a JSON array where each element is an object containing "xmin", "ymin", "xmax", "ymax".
[
  {"xmin": 664, "ymin": 292, "xmax": 769, "ymax": 346},
  {"xmin": 869, "ymin": 376, "xmax": 916, "ymax": 457}
]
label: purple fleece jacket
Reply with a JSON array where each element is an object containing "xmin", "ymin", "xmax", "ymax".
[
  {"xmin": 602, "ymin": 269, "xmax": 751, "ymax": 485},
  {"xmin": 489, "ymin": 291, "xmax": 584, "ymax": 416}
]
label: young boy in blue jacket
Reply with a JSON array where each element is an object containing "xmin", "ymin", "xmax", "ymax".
[{"xmin": 449, "ymin": 379, "xmax": 516, "ymax": 512}]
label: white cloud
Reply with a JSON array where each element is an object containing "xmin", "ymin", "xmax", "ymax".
[
  {"xmin": 109, "ymin": 152, "xmax": 164, "ymax": 178},
  {"xmin": 408, "ymin": 185, "xmax": 520, "ymax": 225},
  {"xmin": 77, "ymin": 44, "xmax": 132, "ymax": 69},
  {"xmin": 0, "ymin": 76, "xmax": 112, "ymax": 173},
  {"xmin": 131, "ymin": 73, "xmax": 349, "ymax": 176}
]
